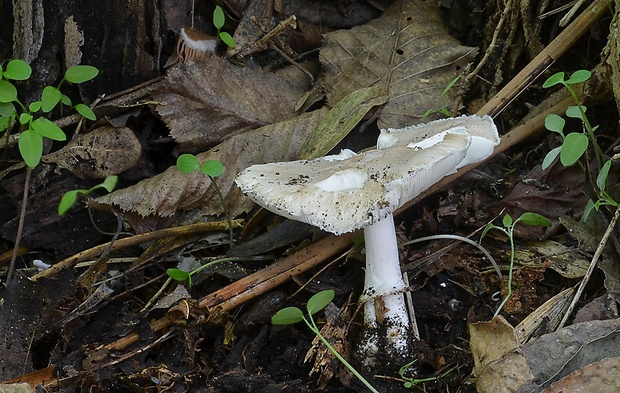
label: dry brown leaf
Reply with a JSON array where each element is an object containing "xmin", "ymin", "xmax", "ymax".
[
  {"xmin": 519, "ymin": 319, "xmax": 620, "ymax": 392},
  {"xmin": 95, "ymin": 109, "xmax": 328, "ymax": 217},
  {"xmin": 469, "ymin": 316, "xmax": 531, "ymax": 392},
  {"xmin": 573, "ymin": 292, "xmax": 620, "ymax": 324},
  {"xmin": 42, "ymin": 126, "xmax": 141, "ymax": 179},
  {"xmin": 542, "ymin": 357, "xmax": 620, "ymax": 393},
  {"xmin": 226, "ymin": 0, "xmax": 275, "ymax": 58},
  {"xmin": 494, "ymin": 164, "xmax": 587, "ymax": 239},
  {"xmin": 470, "ymin": 317, "xmax": 620, "ymax": 393},
  {"xmin": 320, "ymin": 0, "xmax": 477, "ymax": 129},
  {"xmin": 527, "ymin": 240, "xmax": 589, "ymax": 280},
  {"xmin": 154, "ymin": 57, "xmax": 308, "ymax": 151}
]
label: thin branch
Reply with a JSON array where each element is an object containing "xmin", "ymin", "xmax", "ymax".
[
  {"xmin": 559, "ymin": 207, "xmax": 620, "ymax": 328},
  {"xmin": 7, "ymin": 166, "xmax": 32, "ymax": 284}
]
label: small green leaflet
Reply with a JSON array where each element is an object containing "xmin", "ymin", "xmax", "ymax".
[
  {"xmin": 64, "ymin": 65, "xmax": 99, "ymax": 84},
  {"xmin": 307, "ymin": 290, "xmax": 335, "ymax": 315},
  {"xmin": 176, "ymin": 154, "xmax": 201, "ymax": 173},
  {"xmin": 515, "ymin": 212, "xmax": 551, "ymax": 227},
  {"xmin": 271, "ymin": 307, "xmax": 305, "ymax": 325}
]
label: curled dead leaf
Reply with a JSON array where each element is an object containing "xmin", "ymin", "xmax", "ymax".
[
  {"xmin": 153, "ymin": 57, "xmax": 309, "ymax": 152},
  {"xmin": 43, "ymin": 126, "xmax": 141, "ymax": 179}
]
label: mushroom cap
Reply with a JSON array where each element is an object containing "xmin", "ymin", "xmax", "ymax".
[
  {"xmin": 180, "ymin": 26, "xmax": 217, "ymax": 53},
  {"xmin": 165, "ymin": 26, "xmax": 217, "ymax": 67},
  {"xmin": 236, "ymin": 120, "xmax": 498, "ymax": 235},
  {"xmin": 378, "ymin": 114, "xmax": 499, "ymax": 168}
]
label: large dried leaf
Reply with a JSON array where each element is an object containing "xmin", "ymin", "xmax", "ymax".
[
  {"xmin": 320, "ymin": 0, "xmax": 477, "ymax": 129},
  {"xmin": 42, "ymin": 126, "xmax": 141, "ymax": 179},
  {"xmin": 95, "ymin": 109, "xmax": 328, "ymax": 217},
  {"xmin": 470, "ymin": 317, "xmax": 620, "ymax": 393},
  {"xmin": 154, "ymin": 57, "xmax": 308, "ymax": 151}
]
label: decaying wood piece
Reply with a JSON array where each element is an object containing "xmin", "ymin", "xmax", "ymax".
[
  {"xmin": 12, "ymin": 0, "xmax": 44, "ymax": 62},
  {"xmin": 5, "ymin": 0, "xmax": 175, "ymax": 104},
  {"xmin": 603, "ymin": 0, "xmax": 620, "ymax": 115}
]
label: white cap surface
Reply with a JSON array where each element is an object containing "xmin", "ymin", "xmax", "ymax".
[
  {"xmin": 377, "ymin": 115, "xmax": 499, "ymax": 168},
  {"xmin": 236, "ymin": 127, "xmax": 486, "ymax": 235}
]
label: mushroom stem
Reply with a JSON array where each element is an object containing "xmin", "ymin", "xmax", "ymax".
[{"xmin": 359, "ymin": 214, "xmax": 410, "ymax": 364}]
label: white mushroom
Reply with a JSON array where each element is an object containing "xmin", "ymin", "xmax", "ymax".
[{"xmin": 235, "ymin": 115, "xmax": 499, "ymax": 368}]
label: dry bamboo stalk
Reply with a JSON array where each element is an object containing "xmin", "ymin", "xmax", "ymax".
[{"xmin": 198, "ymin": 231, "xmax": 358, "ymax": 312}]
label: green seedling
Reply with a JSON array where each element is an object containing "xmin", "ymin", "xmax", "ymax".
[
  {"xmin": 0, "ymin": 59, "xmax": 98, "ymax": 168},
  {"xmin": 541, "ymin": 70, "xmax": 619, "ymax": 221},
  {"xmin": 58, "ymin": 176, "xmax": 118, "ymax": 216},
  {"xmin": 1, "ymin": 59, "xmax": 99, "ymax": 283},
  {"xmin": 272, "ymin": 290, "xmax": 380, "ymax": 393},
  {"xmin": 176, "ymin": 154, "xmax": 234, "ymax": 247},
  {"xmin": 213, "ymin": 6, "xmax": 236, "ymax": 48},
  {"xmin": 422, "ymin": 76, "xmax": 460, "ymax": 118},
  {"xmin": 177, "ymin": 154, "xmax": 224, "ymax": 177},
  {"xmin": 582, "ymin": 159, "xmax": 620, "ymax": 220},
  {"xmin": 167, "ymin": 256, "xmax": 242, "ymax": 288},
  {"xmin": 541, "ymin": 70, "xmax": 602, "ymax": 169},
  {"xmin": 396, "ymin": 360, "xmax": 458, "ymax": 389},
  {"xmin": 480, "ymin": 213, "xmax": 551, "ymax": 317}
]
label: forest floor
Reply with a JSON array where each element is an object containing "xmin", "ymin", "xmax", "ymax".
[{"xmin": 1, "ymin": 0, "xmax": 620, "ymax": 392}]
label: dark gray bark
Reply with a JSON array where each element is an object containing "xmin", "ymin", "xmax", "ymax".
[{"xmin": 1, "ymin": 0, "xmax": 195, "ymax": 101}]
